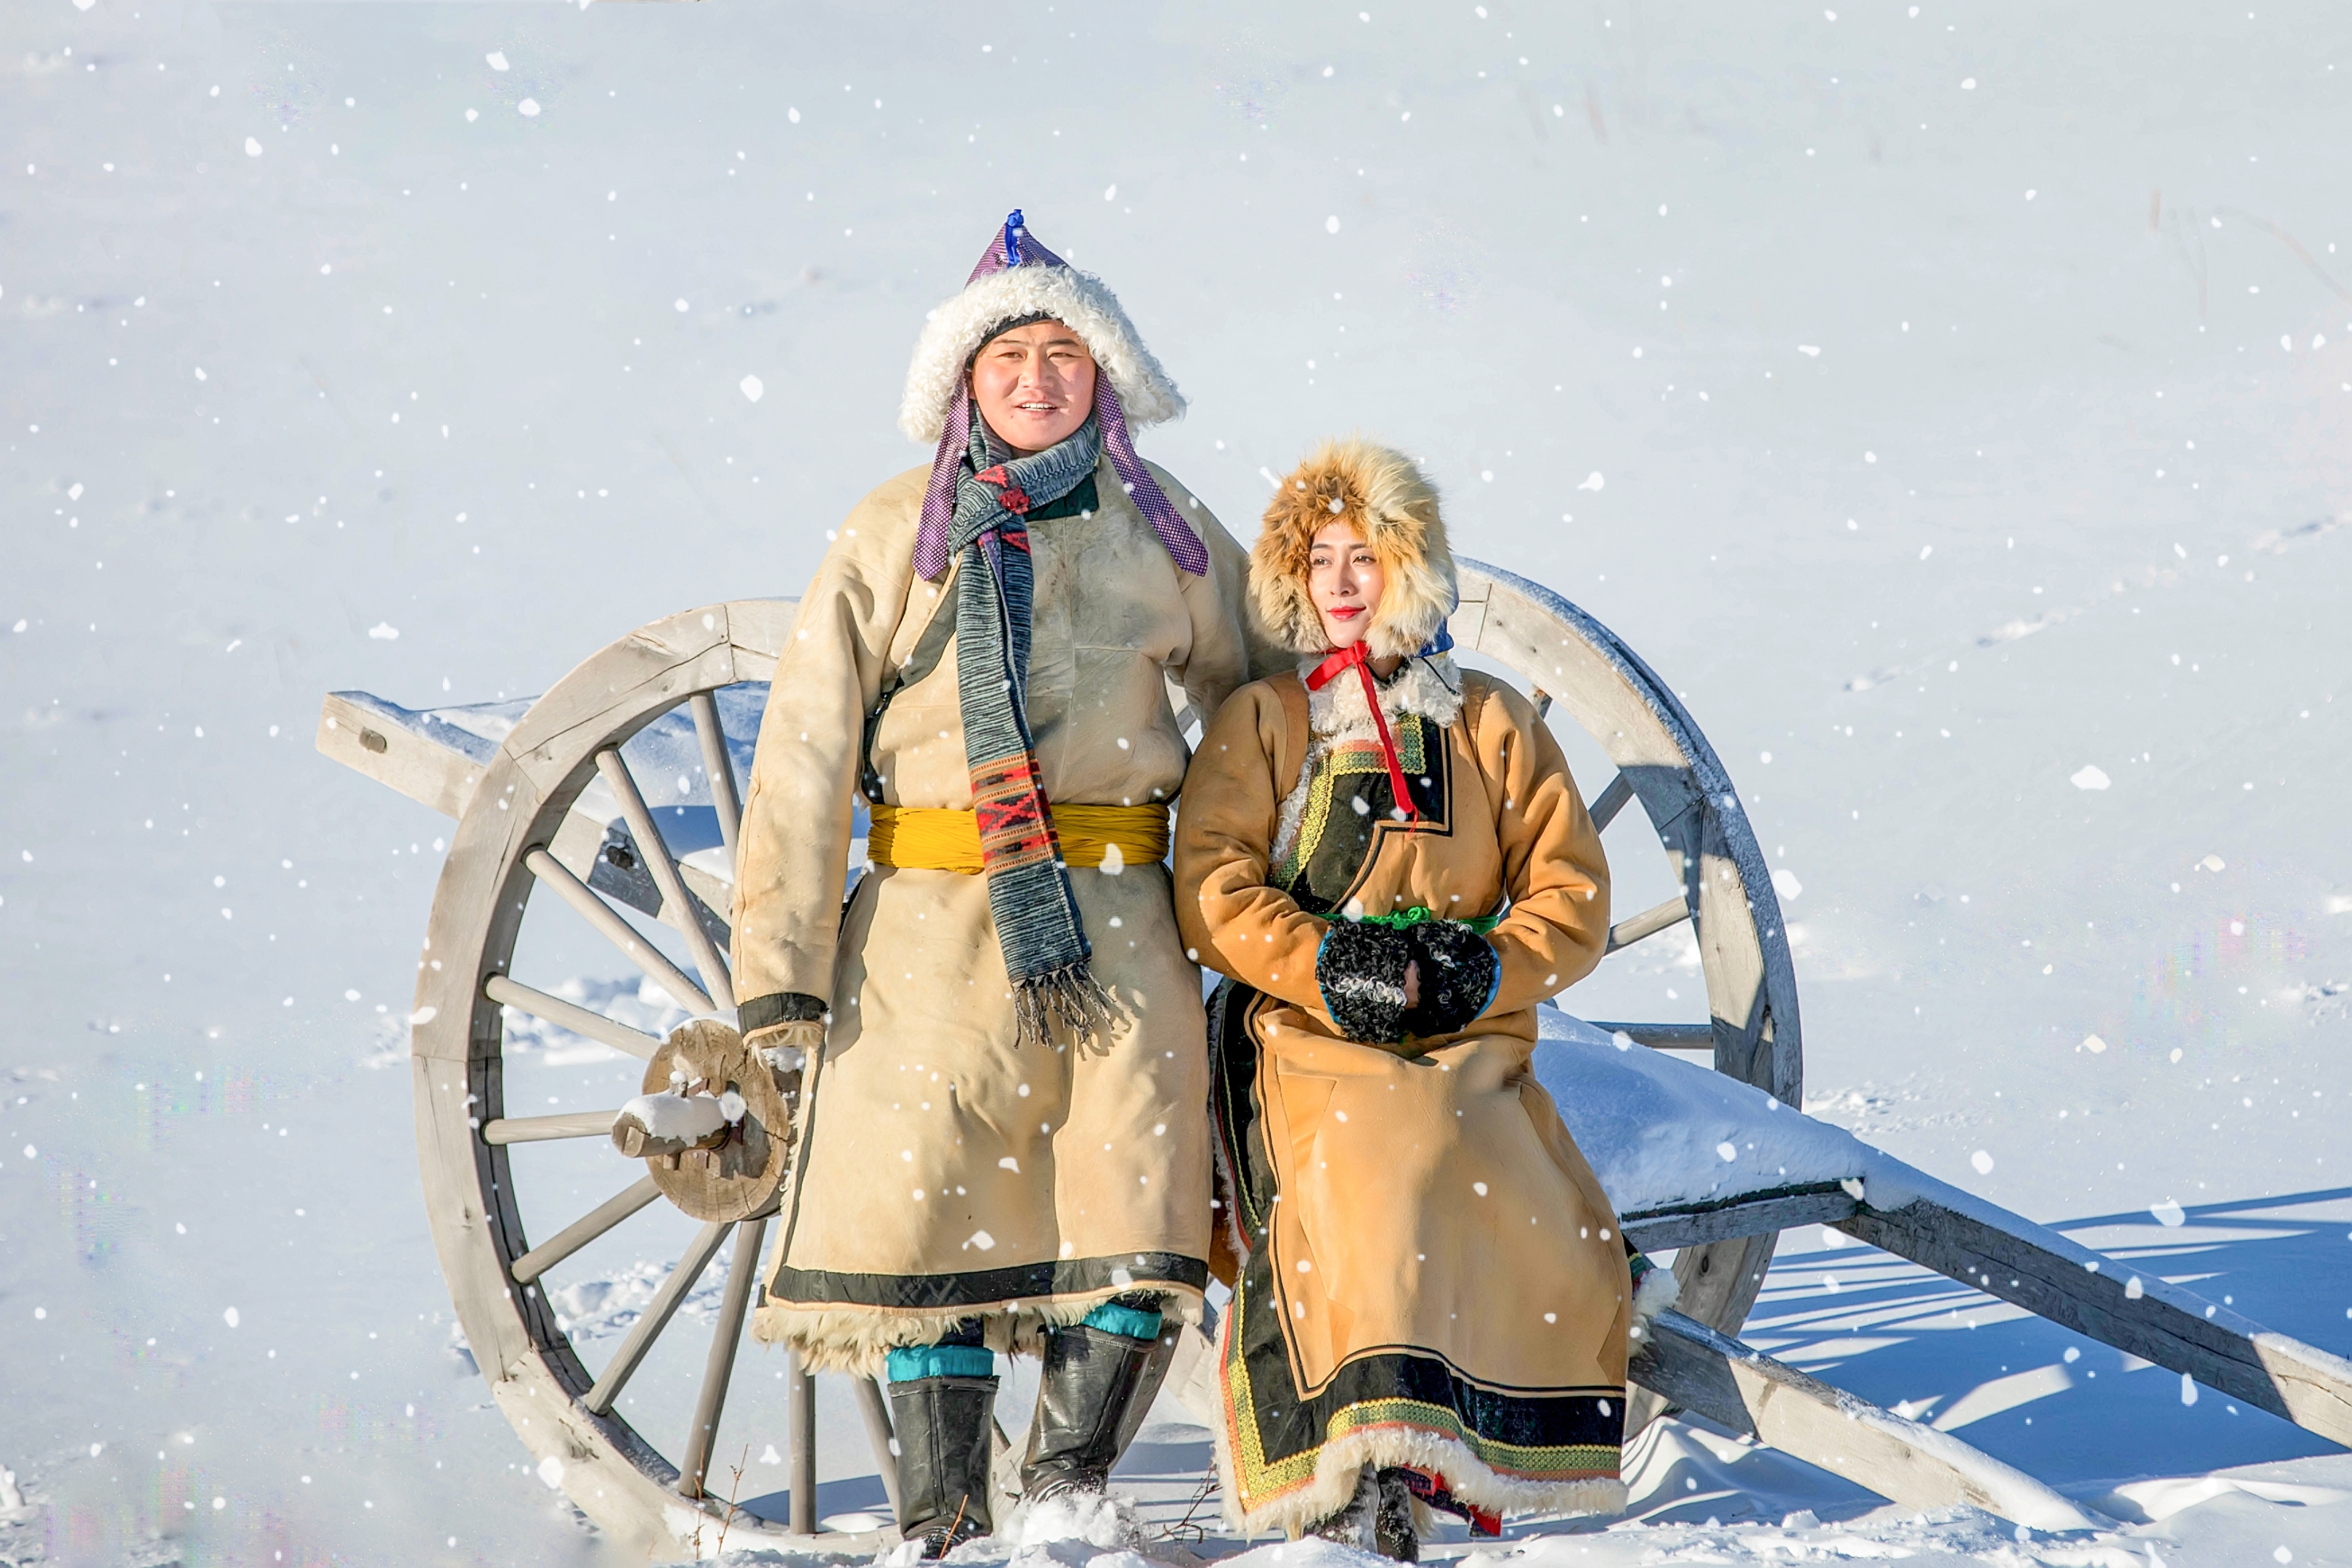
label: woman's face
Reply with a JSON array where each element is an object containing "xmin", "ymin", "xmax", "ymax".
[
  {"xmin": 968, "ymin": 320, "xmax": 1097, "ymax": 454},
  {"xmin": 1308, "ymin": 520, "xmax": 1384, "ymax": 649}
]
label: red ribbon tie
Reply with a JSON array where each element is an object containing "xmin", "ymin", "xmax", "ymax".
[{"xmin": 1306, "ymin": 642, "xmax": 1421, "ymax": 827}]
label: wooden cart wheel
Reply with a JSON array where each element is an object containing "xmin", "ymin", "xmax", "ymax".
[
  {"xmin": 1449, "ymin": 560, "xmax": 1804, "ymax": 1366},
  {"xmin": 407, "ymin": 602, "xmax": 886, "ymax": 1561},
  {"xmin": 405, "ymin": 576, "xmax": 1794, "ymax": 1553}
]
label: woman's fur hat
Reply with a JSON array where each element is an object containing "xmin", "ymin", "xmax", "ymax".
[{"xmin": 1252, "ymin": 437, "xmax": 1458, "ymax": 661}]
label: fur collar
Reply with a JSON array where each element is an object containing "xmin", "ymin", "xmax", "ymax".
[
  {"xmin": 1302, "ymin": 652, "xmax": 1464, "ymax": 741},
  {"xmin": 899, "ymin": 264, "xmax": 1183, "ymax": 444},
  {"xmin": 1269, "ymin": 654, "xmax": 1463, "ymax": 867}
]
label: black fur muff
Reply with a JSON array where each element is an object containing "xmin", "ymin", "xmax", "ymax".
[
  {"xmin": 1317, "ymin": 920, "xmax": 1416, "ymax": 1044},
  {"xmin": 1404, "ymin": 920, "xmax": 1499, "ymax": 1040}
]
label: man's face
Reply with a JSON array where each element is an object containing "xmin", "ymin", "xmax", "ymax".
[{"xmin": 969, "ymin": 320, "xmax": 1097, "ymax": 455}]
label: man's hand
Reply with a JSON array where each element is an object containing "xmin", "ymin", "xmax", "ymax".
[
  {"xmin": 740, "ymin": 992, "xmax": 829, "ymax": 1073},
  {"xmin": 746, "ymin": 1018, "xmax": 823, "ymax": 1076}
]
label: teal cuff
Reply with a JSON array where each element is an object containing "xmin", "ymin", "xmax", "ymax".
[
  {"xmin": 884, "ymin": 1344, "xmax": 996, "ymax": 1383},
  {"xmin": 1081, "ymin": 1300, "xmax": 1164, "ymax": 1341}
]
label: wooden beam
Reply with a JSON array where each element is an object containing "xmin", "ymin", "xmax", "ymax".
[
  {"xmin": 1629, "ymin": 1309, "xmax": 2109, "ymax": 1532},
  {"xmin": 1614, "ymin": 1176, "xmax": 2352, "ymax": 1455},
  {"xmin": 1621, "ymin": 1184, "xmax": 1859, "ymax": 1252},
  {"xmin": 1587, "ymin": 1021, "xmax": 1714, "ymax": 1051},
  {"xmin": 1840, "ymin": 1195, "xmax": 2352, "ymax": 1447},
  {"xmin": 316, "ymin": 693, "xmax": 483, "ymax": 818}
]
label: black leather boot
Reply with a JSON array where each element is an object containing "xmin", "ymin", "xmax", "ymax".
[
  {"xmin": 1309, "ymin": 1464, "xmax": 1378, "ymax": 1551},
  {"xmin": 888, "ymin": 1374, "xmax": 999, "ymax": 1557},
  {"xmin": 1017, "ymin": 1321, "xmax": 1176, "ymax": 1502},
  {"xmin": 1374, "ymin": 1468, "xmax": 1420, "ymax": 1561}
]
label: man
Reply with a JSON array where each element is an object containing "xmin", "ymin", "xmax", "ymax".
[{"xmin": 731, "ymin": 212, "xmax": 1258, "ymax": 1554}]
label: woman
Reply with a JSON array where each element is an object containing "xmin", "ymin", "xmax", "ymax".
[{"xmin": 1172, "ymin": 438, "xmax": 1672, "ymax": 1556}]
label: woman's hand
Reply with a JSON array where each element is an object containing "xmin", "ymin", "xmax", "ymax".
[
  {"xmin": 1316, "ymin": 923, "xmax": 1417, "ymax": 1043},
  {"xmin": 1401, "ymin": 923, "xmax": 1499, "ymax": 1040}
]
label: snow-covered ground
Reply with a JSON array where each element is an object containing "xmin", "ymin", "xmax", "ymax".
[{"xmin": 4, "ymin": 1, "xmax": 2350, "ymax": 1564}]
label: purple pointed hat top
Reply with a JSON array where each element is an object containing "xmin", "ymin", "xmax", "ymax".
[
  {"xmin": 965, "ymin": 208, "xmax": 1066, "ymax": 284},
  {"xmin": 914, "ymin": 211, "xmax": 1208, "ymax": 581}
]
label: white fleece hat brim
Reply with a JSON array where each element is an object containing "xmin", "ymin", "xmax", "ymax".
[{"xmin": 898, "ymin": 263, "xmax": 1184, "ymax": 444}]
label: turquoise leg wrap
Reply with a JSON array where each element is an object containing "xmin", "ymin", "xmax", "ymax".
[
  {"xmin": 885, "ymin": 1343, "xmax": 996, "ymax": 1384},
  {"xmin": 1080, "ymin": 1299, "xmax": 1163, "ymax": 1342}
]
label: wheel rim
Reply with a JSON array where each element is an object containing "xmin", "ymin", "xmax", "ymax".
[
  {"xmin": 1452, "ymin": 559, "xmax": 1803, "ymax": 1347},
  {"xmin": 410, "ymin": 602, "xmax": 843, "ymax": 1558}
]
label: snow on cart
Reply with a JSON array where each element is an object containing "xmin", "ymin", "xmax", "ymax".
[{"xmin": 315, "ymin": 565, "xmax": 2352, "ymax": 1560}]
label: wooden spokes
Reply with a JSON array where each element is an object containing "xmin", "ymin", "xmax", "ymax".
[
  {"xmin": 852, "ymin": 1377, "xmax": 904, "ymax": 1519},
  {"xmin": 388, "ymin": 610, "xmax": 888, "ymax": 1551},
  {"xmin": 511, "ymin": 1175, "xmax": 665, "ymax": 1286},
  {"xmin": 1606, "ymin": 892, "xmax": 1694, "ymax": 954},
  {"xmin": 481, "ymin": 1109, "xmax": 621, "ymax": 1145},
  {"xmin": 505, "ymin": 719, "xmax": 765, "ymax": 1495},
  {"xmin": 484, "ymin": 975, "xmax": 662, "ymax": 1060},
  {"xmin": 1587, "ymin": 770, "xmax": 1635, "ymax": 832},
  {"xmin": 678, "ymin": 1216, "xmax": 769, "ymax": 1498},
  {"xmin": 583, "ymin": 1220, "xmax": 731, "ymax": 1417},
  {"xmin": 524, "ymin": 847, "xmax": 715, "ymax": 1016},
  {"xmin": 690, "ymin": 691, "xmax": 744, "ymax": 873},
  {"xmin": 595, "ymin": 747, "xmax": 736, "ymax": 1010}
]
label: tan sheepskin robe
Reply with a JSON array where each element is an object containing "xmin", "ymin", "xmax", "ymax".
[{"xmin": 732, "ymin": 456, "xmax": 1255, "ymax": 1371}]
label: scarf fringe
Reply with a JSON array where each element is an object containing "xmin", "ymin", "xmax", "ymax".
[{"xmin": 1012, "ymin": 960, "xmax": 1120, "ymax": 1051}]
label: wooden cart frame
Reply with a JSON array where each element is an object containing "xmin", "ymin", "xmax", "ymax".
[{"xmin": 318, "ymin": 565, "xmax": 2352, "ymax": 1558}]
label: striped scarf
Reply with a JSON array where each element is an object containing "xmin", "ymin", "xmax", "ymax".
[{"xmin": 946, "ymin": 407, "xmax": 1115, "ymax": 1048}]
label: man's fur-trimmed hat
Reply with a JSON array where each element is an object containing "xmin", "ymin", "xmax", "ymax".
[
  {"xmin": 898, "ymin": 212, "xmax": 1184, "ymax": 444},
  {"xmin": 1253, "ymin": 438, "xmax": 1458, "ymax": 661}
]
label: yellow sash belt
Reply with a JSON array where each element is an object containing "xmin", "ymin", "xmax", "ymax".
[{"xmin": 866, "ymin": 801, "xmax": 1169, "ymax": 875}]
